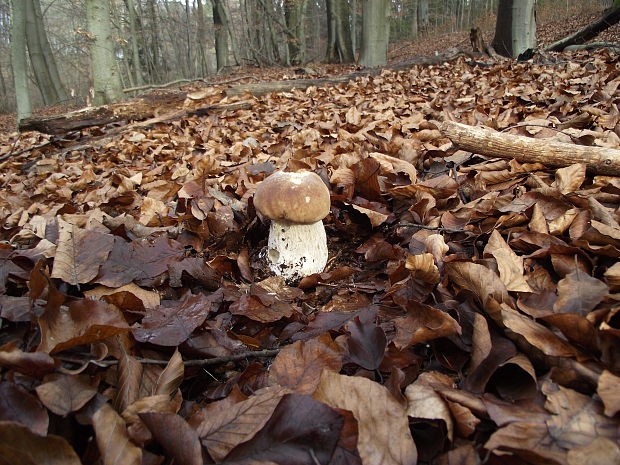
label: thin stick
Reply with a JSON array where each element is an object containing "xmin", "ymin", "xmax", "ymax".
[
  {"xmin": 398, "ymin": 223, "xmax": 468, "ymax": 233},
  {"xmin": 58, "ymin": 348, "xmax": 280, "ymax": 368}
]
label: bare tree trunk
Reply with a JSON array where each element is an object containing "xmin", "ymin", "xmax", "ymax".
[
  {"xmin": 195, "ymin": 0, "xmax": 209, "ymax": 76},
  {"xmin": 359, "ymin": 0, "xmax": 390, "ymax": 67},
  {"xmin": 213, "ymin": 0, "xmax": 229, "ymax": 70},
  {"xmin": 86, "ymin": 0, "xmax": 124, "ymax": 105},
  {"xmin": 25, "ymin": 0, "xmax": 67, "ymax": 105},
  {"xmin": 326, "ymin": 0, "xmax": 354, "ymax": 63},
  {"xmin": 146, "ymin": 0, "xmax": 161, "ymax": 82},
  {"xmin": 418, "ymin": 0, "xmax": 429, "ymax": 35},
  {"xmin": 491, "ymin": 0, "xmax": 536, "ymax": 58},
  {"xmin": 351, "ymin": 0, "xmax": 357, "ymax": 56},
  {"xmin": 10, "ymin": 0, "xmax": 32, "ymax": 122},
  {"xmin": 125, "ymin": 0, "xmax": 144, "ymax": 86},
  {"xmin": 284, "ymin": 0, "xmax": 307, "ymax": 65},
  {"xmin": 411, "ymin": 0, "xmax": 419, "ymax": 37}
]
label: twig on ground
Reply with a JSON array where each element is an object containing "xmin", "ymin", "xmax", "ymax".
[
  {"xmin": 58, "ymin": 348, "xmax": 281, "ymax": 368},
  {"xmin": 398, "ymin": 223, "xmax": 468, "ymax": 233}
]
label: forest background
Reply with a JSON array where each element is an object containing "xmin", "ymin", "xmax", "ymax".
[{"xmin": 0, "ymin": 0, "xmax": 617, "ymax": 118}]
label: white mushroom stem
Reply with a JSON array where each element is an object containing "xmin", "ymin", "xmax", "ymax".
[{"xmin": 266, "ymin": 220, "xmax": 328, "ymax": 281}]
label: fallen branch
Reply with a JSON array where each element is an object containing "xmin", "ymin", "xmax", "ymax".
[
  {"xmin": 439, "ymin": 120, "xmax": 620, "ymax": 176},
  {"xmin": 59, "ymin": 348, "xmax": 280, "ymax": 368},
  {"xmin": 545, "ymin": 5, "xmax": 620, "ymax": 52},
  {"xmin": 398, "ymin": 223, "xmax": 468, "ymax": 234},
  {"xmin": 123, "ymin": 75, "xmax": 259, "ymax": 93}
]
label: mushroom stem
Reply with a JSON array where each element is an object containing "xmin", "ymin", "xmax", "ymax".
[{"xmin": 266, "ymin": 220, "xmax": 328, "ymax": 281}]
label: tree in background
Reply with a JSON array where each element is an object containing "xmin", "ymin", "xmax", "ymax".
[
  {"xmin": 359, "ymin": 0, "xmax": 390, "ymax": 67},
  {"xmin": 25, "ymin": 0, "xmax": 67, "ymax": 106},
  {"xmin": 10, "ymin": 0, "xmax": 31, "ymax": 122},
  {"xmin": 86, "ymin": 0, "xmax": 124, "ymax": 105},
  {"xmin": 284, "ymin": 0, "xmax": 308, "ymax": 65},
  {"xmin": 325, "ymin": 0, "xmax": 354, "ymax": 63},
  {"xmin": 213, "ymin": 0, "xmax": 229, "ymax": 71},
  {"xmin": 492, "ymin": 0, "xmax": 537, "ymax": 58}
]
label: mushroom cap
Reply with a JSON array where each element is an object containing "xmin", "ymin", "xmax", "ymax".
[{"xmin": 254, "ymin": 171, "xmax": 330, "ymax": 224}]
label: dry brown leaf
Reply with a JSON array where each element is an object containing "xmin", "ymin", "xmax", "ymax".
[
  {"xmin": 268, "ymin": 334, "xmax": 343, "ymax": 394},
  {"xmin": 197, "ymin": 385, "xmax": 289, "ymax": 462},
  {"xmin": 405, "ymin": 253, "xmax": 440, "ymax": 284},
  {"xmin": 84, "ymin": 283, "xmax": 161, "ymax": 309},
  {"xmin": 553, "ymin": 163, "xmax": 586, "ymax": 194},
  {"xmin": 567, "ymin": 437, "xmax": 620, "ymax": 465},
  {"xmin": 500, "ymin": 306, "xmax": 579, "ymax": 358},
  {"xmin": 484, "ymin": 230, "xmax": 532, "ymax": 292},
  {"xmin": 405, "ymin": 380, "xmax": 454, "ymax": 441},
  {"xmin": 424, "ymin": 234, "xmax": 449, "ymax": 266},
  {"xmin": 51, "ymin": 219, "xmax": 114, "ymax": 285},
  {"xmin": 154, "ymin": 348, "xmax": 183, "ymax": 396},
  {"xmin": 446, "ymin": 262, "xmax": 512, "ymax": 309},
  {"xmin": 0, "ymin": 421, "xmax": 82, "ymax": 465},
  {"xmin": 35, "ymin": 374, "xmax": 98, "ymax": 417},
  {"xmin": 554, "ymin": 269, "xmax": 608, "ymax": 316},
  {"xmin": 92, "ymin": 403, "xmax": 142, "ymax": 465},
  {"xmin": 393, "ymin": 301, "xmax": 461, "ymax": 349},
  {"xmin": 313, "ymin": 370, "xmax": 417, "ymax": 465},
  {"xmin": 597, "ymin": 370, "xmax": 620, "ymax": 417}
]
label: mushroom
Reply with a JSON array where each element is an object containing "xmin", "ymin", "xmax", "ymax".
[{"xmin": 253, "ymin": 170, "xmax": 330, "ymax": 281}]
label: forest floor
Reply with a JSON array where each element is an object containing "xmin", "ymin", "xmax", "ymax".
[{"xmin": 0, "ymin": 5, "xmax": 619, "ymax": 465}]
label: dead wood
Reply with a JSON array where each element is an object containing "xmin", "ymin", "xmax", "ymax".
[
  {"xmin": 439, "ymin": 120, "xmax": 620, "ymax": 176},
  {"xmin": 545, "ymin": 5, "xmax": 620, "ymax": 52},
  {"xmin": 20, "ymin": 52, "xmax": 476, "ymax": 136},
  {"xmin": 19, "ymin": 91, "xmax": 188, "ymax": 134}
]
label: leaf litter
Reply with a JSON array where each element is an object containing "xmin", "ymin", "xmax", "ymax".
[{"xmin": 0, "ymin": 48, "xmax": 619, "ymax": 464}]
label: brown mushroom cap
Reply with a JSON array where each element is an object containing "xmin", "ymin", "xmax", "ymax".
[{"xmin": 254, "ymin": 171, "xmax": 330, "ymax": 224}]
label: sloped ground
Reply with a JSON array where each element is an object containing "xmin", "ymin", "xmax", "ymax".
[{"xmin": 0, "ymin": 8, "xmax": 619, "ymax": 465}]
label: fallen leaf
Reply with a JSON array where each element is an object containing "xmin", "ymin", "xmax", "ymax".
[
  {"xmin": 268, "ymin": 334, "xmax": 343, "ymax": 394},
  {"xmin": 38, "ymin": 299, "xmax": 130, "ymax": 354},
  {"xmin": 554, "ymin": 269, "xmax": 608, "ymax": 316},
  {"xmin": 597, "ymin": 370, "xmax": 620, "ymax": 417},
  {"xmin": 197, "ymin": 385, "xmax": 289, "ymax": 461},
  {"xmin": 51, "ymin": 219, "xmax": 114, "ymax": 285},
  {"xmin": 0, "ymin": 341, "xmax": 56, "ymax": 377},
  {"xmin": 35, "ymin": 374, "xmax": 98, "ymax": 417},
  {"xmin": 154, "ymin": 348, "xmax": 184, "ymax": 396},
  {"xmin": 346, "ymin": 315, "xmax": 387, "ymax": 370},
  {"xmin": 313, "ymin": 370, "xmax": 417, "ymax": 465},
  {"xmin": 393, "ymin": 300, "xmax": 461, "ymax": 349},
  {"xmin": 0, "ymin": 382, "xmax": 48, "ymax": 436},
  {"xmin": 405, "ymin": 378, "xmax": 454, "ymax": 441},
  {"xmin": 0, "ymin": 421, "xmax": 81, "ymax": 465},
  {"xmin": 132, "ymin": 293, "xmax": 213, "ymax": 346},
  {"xmin": 483, "ymin": 230, "xmax": 532, "ymax": 292},
  {"xmin": 92, "ymin": 403, "xmax": 142, "ymax": 465},
  {"xmin": 140, "ymin": 412, "xmax": 203, "ymax": 465},
  {"xmin": 225, "ymin": 394, "xmax": 344, "ymax": 465}
]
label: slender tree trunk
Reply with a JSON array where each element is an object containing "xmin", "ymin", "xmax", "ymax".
[
  {"xmin": 213, "ymin": 0, "xmax": 229, "ymax": 70},
  {"xmin": 10, "ymin": 0, "xmax": 32, "ymax": 121},
  {"xmin": 33, "ymin": 0, "xmax": 67, "ymax": 103},
  {"xmin": 25, "ymin": 0, "xmax": 67, "ymax": 105},
  {"xmin": 411, "ymin": 0, "xmax": 419, "ymax": 37},
  {"xmin": 185, "ymin": 0, "xmax": 192, "ymax": 77},
  {"xmin": 418, "ymin": 0, "xmax": 429, "ymax": 35},
  {"xmin": 491, "ymin": 0, "xmax": 537, "ymax": 58},
  {"xmin": 359, "ymin": 0, "xmax": 390, "ymax": 67},
  {"xmin": 86, "ymin": 0, "xmax": 124, "ymax": 105},
  {"xmin": 146, "ymin": 0, "xmax": 161, "ymax": 82},
  {"xmin": 351, "ymin": 0, "xmax": 357, "ymax": 56},
  {"xmin": 125, "ymin": 0, "xmax": 143, "ymax": 86},
  {"xmin": 196, "ymin": 0, "xmax": 209, "ymax": 76},
  {"xmin": 284, "ymin": 0, "xmax": 307, "ymax": 65},
  {"xmin": 326, "ymin": 0, "xmax": 354, "ymax": 63}
]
